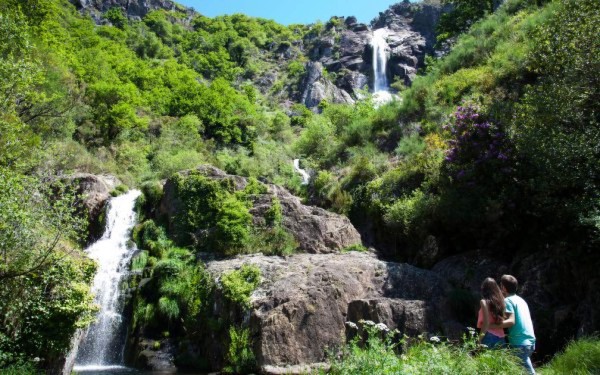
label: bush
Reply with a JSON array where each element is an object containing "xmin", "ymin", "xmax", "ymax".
[
  {"xmin": 224, "ymin": 327, "xmax": 255, "ymax": 374},
  {"xmin": 220, "ymin": 264, "xmax": 261, "ymax": 309}
]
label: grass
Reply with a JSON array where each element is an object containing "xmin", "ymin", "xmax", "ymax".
[
  {"xmin": 538, "ymin": 337, "xmax": 600, "ymax": 375},
  {"xmin": 326, "ymin": 328, "xmax": 600, "ymax": 375}
]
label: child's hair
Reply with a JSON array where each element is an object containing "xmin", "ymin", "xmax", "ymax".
[
  {"xmin": 481, "ymin": 277, "xmax": 505, "ymax": 321},
  {"xmin": 500, "ymin": 274, "xmax": 519, "ymax": 294}
]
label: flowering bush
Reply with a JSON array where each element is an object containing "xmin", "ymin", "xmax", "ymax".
[{"xmin": 443, "ymin": 104, "xmax": 513, "ymax": 187}]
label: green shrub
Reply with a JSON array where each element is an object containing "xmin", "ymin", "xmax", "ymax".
[
  {"xmin": 131, "ymin": 251, "xmax": 149, "ymax": 271},
  {"xmin": 158, "ymin": 296, "xmax": 180, "ymax": 321},
  {"xmin": 224, "ymin": 327, "xmax": 255, "ymax": 374},
  {"xmin": 110, "ymin": 183, "xmax": 129, "ymax": 197},
  {"xmin": 220, "ymin": 264, "xmax": 261, "ymax": 309},
  {"xmin": 215, "ymin": 195, "xmax": 252, "ymax": 255}
]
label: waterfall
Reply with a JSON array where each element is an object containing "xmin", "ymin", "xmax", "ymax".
[
  {"xmin": 371, "ymin": 28, "xmax": 389, "ymax": 93},
  {"xmin": 293, "ymin": 159, "xmax": 310, "ymax": 185},
  {"xmin": 371, "ymin": 28, "xmax": 394, "ymax": 105},
  {"xmin": 73, "ymin": 190, "xmax": 141, "ymax": 373}
]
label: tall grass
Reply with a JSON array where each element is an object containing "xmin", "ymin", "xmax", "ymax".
[{"xmin": 539, "ymin": 337, "xmax": 600, "ymax": 375}]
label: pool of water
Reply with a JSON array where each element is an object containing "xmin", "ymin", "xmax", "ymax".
[{"xmin": 74, "ymin": 365, "xmax": 206, "ymax": 375}]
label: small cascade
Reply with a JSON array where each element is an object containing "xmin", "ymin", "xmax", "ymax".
[
  {"xmin": 293, "ymin": 159, "xmax": 310, "ymax": 185},
  {"xmin": 370, "ymin": 28, "xmax": 394, "ymax": 105},
  {"xmin": 73, "ymin": 190, "xmax": 141, "ymax": 373}
]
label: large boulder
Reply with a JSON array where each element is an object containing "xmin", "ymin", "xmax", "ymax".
[
  {"xmin": 204, "ymin": 252, "xmax": 458, "ymax": 373},
  {"xmin": 160, "ymin": 165, "xmax": 362, "ymax": 253}
]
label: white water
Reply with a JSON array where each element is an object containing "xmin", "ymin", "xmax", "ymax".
[
  {"xmin": 74, "ymin": 190, "xmax": 141, "ymax": 371},
  {"xmin": 371, "ymin": 28, "xmax": 389, "ymax": 93},
  {"xmin": 371, "ymin": 28, "xmax": 394, "ymax": 106},
  {"xmin": 293, "ymin": 159, "xmax": 310, "ymax": 185}
]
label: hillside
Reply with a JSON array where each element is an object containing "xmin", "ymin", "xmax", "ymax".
[{"xmin": 0, "ymin": 0, "xmax": 599, "ymax": 373}]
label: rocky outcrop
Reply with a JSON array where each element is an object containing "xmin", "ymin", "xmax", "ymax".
[
  {"xmin": 69, "ymin": 0, "xmax": 193, "ymax": 23},
  {"xmin": 371, "ymin": 2, "xmax": 446, "ymax": 85},
  {"xmin": 203, "ymin": 252, "xmax": 458, "ymax": 373},
  {"xmin": 299, "ymin": 62, "xmax": 355, "ymax": 110},
  {"xmin": 160, "ymin": 165, "xmax": 362, "ymax": 253},
  {"xmin": 62, "ymin": 173, "xmax": 120, "ymax": 243}
]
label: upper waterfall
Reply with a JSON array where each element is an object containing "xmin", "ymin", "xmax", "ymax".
[
  {"xmin": 371, "ymin": 28, "xmax": 389, "ymax": 92},
  {"xmin": 74, "ymin": 189, "xmax": 141, "ymax": 372},
  {"xmin": 370, "ymin": 28, "xmax": 393, "ymax": 105}
]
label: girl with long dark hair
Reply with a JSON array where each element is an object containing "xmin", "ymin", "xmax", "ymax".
[{"xmin": 477, "ymin": 277, "xmax": 506, "ymax": 348}]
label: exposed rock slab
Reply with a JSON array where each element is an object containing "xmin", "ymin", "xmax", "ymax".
[{"xmin": 204, "ymin": 252, "xmax": 457, "ymax": 372}]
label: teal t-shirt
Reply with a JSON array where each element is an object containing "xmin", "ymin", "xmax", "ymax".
[{"xmin": 505, "ymin": 294, "xmax": 536, "ymax": 346}]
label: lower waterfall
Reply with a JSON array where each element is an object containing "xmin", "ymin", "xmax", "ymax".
[{"xmin": 73, "ymin": 190, "xmax": 141, "ymax": 373}]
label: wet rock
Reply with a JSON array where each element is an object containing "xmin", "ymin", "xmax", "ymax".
[{"xmin": 133, "ymin": 339, "xmax": 177, "ymax": 372}]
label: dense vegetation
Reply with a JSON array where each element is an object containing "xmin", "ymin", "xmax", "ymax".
[{"xmin": 0, "ymin": 0, "xmax": 598, "ymax": 372}]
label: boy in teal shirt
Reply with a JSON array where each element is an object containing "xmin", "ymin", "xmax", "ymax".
[{"xmin": 494, "ymin": 275, "xmax": 536, "ymax": 374}]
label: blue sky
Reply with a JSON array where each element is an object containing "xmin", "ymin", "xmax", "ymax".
[{"xmin": 177, "ymin": 0, "xmax": 406, "ymax": 25}]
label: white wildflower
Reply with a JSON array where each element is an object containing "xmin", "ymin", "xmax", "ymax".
[
  {"xmin": 375, "ymin": 323, "xmax": 389, "ymax": 332},
  {"xmin": 360, "ymin": 319, "xmax": 376, "ymax": 326},
  {"xmin": 345, "ymin": 321, "xmax": 358, "ymax": 330},
  {"xmin": 430, "ymin": 336, "xmax": 441, "ymax": 343}
]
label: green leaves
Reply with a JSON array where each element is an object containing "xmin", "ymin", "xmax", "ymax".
[{"xmin": 220, "ymin": 264, "xmax": 261, "ymax": 309}]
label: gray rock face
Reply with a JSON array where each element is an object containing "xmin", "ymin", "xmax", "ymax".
[
  {"xmin": 160, "ymin": 165, "xmax": 362, "ymax": 253},
  {"xmin": 300, "ymin": 62, "xmax": 355, "ymax": 110},
  {"xmin": 204, "ymin": 252, "xmax": 456, "ymax": 372},
  {"xmin": 69, "ymin": 0, "xmax": 193, "ymax": 23}
]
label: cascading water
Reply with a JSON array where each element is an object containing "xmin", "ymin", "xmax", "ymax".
[
  {"xmin": 371, "ymin": 28, "xmax": 389, "ymax": 92},
  {"xmin": 73, "ymin": 190, "xmax": 141, "ymax": 373},
  {"xmin": 371, "ymin": 28, "xmax": 394, "ymax": 105},
  {"xmin": 293, "ymin": 159, "xmax": 310, "ymax": 185}
]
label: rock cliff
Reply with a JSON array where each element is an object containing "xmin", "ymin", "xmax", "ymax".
[{"xmin": 299, "ymin": 2, "xmax": 446, "ymax": 107}]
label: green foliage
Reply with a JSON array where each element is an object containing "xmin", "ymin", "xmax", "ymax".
[
  {"xmin": 510, "ymin": 0, "xmax": 600, "ymax": 239},
  {"xmin": 104, "ymin": 7, "xmax": 127, "ymax": 29},
  {"xmin": 438, "ymin": 0, "xmax": 495, "ymax": 42},
  {"xmin": 215, "ymin": 195, "xmax": 252, "ymax": 255},
  {"xmin": 220, "ymin": 264, "xmax": 261, "ymax": 309},
  {"xmin": 131, "ymin": 251, "xmax": 149, "ymax": 271},
  {"xmin": 539, "ymin": 337, "xmax": 600, "ymax": 375},
  {"xmin": 327, "ymin": 326, "xmax": 522, "ymax": 375},
  {"xmin": 343, "ymin": 244, "xmax": 368, "ymax": 253},
  {"xmin": 224, "ymin": 327, "xmax": 256, "ymax": 374}
]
